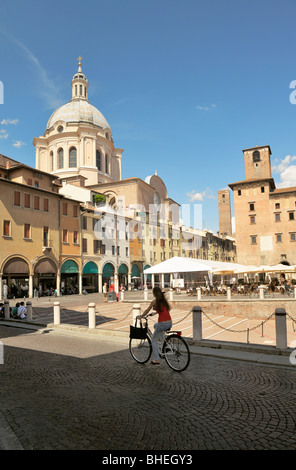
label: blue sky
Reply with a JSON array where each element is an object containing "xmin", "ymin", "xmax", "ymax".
[{"xmin": 1, "ymin": 0, "xmax": 296, "ymax": 232}]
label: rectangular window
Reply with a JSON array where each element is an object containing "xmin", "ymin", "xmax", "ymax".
[
  {"xmin": 289, "ymin": 212, "xmax": 295, "ymax": 220},
  {"xmin": 102, "ymin": 244, "xmax": 106, "ymax": 255},
  {"xmin": 44, "ymin": 198, "xmax": 49, "ymax": 212},
  {"xmin": 3, "ymin": 220, "xmax": 11, "ymax": 237},
  {"xmin": 250, "ymin": 216, "xmax": 255, "ymax": 224},
  {"xmin": 82, "ymin": 238, "xmax": 87, "ymax": 253},
  {"xmin": 126, "ymin": 247, "xmax": 129, "ymax": 257},
  {"xmin": 14, "ymin": 191, "xmax": 20, "ymax": 206},
  {"xmin": 27, "ymin": 178, "xmax": 32, "ymax": 186},
  {"xmin": 249, "ymin": 203, "xmax": 255, "ymax": 211},
  {"xmin": 24, "ymin": 223, "xmax": 31, "ymax": 239},
  {"xmin": 261, "ymin": 186, "xmax": 265, "ymax": 193},
  {"xmin": 290, "ymin": 233, "xmax": 296, "ymax": 242},
  {"xmin": 43, "ymin": 226, "xmax": 49, "ymax": 247},
  {"xmin": 62, "ymin": 202, "xmax": 68, "ymax": 216},
  {"xmin": 34, "ymin": 195, "xmax": 40, "ymax": 210},
  {"xmin": 238, "ymin": 189, "xmax": 241, "ymax": 196},
  {"xmin": 82, "ymin": 217, "xmax": 87, "ymax": 230},
  {"xmin": 275, "ymin": 213, "xmax": 281, "ymax": 222},
  {"xmin": 34, "ymin": 181, "xmax": 39, "ymax": 188},
  {"xmin": 73, "ymin": 205, "xmax": 78, "ymax": 218},
  {"xmin": 251, "ymin": 235, "xmax": 257, "ymax": 245},
  {"xmin": 117, "ymin": 246, "xmax": 120, "ymax": 255},
  {"xmin": 62, "ymin": 229, "xmax": 68, "ymax": 243},
  {"xmin": 112, "ymin": 245, "xmax": 115, "ymax": 255},
  {"xmin": 276, "ymin": 234, "xmax": 282, "ymax": 243},
  {"xmin": 275, "ymin": 203, "xmax": 280, "ymax": 209},
  {"xmin": 93, "ymin": 239, "xmax": 101, "ymax": 254},
  {"xmin": 24, "ymin": 193, "xmax": 30, "ymax": 208},
  {"xmin": 73, "ymin": 231, "xmax": 78, "ymax": 244}
]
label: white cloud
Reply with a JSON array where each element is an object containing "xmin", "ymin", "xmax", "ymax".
[
  {"xmin": 0, "ymin": 129, "xmax": 8, "ymax": 139},
  {"xmin": 276, "ymin": 165, "xmax": 296, "ymax": 188},
  {"xmin": 272, "ymin": 154, "xmax": 296, "ymax": 188},
  {"xmin": 187, "ymin": 187, "xmax": 216, "ymax": 202},
  {"xmin": 13, "ymin": 140, "xmax": 26, "ymax": 148},
  {"xmin": 271, "ymin": 155, "xmax": 296, "ymax": 174},
  {"xmin": 1, "ymin": 118, "xmax": 19, "ymax": 125},
  {"xmin": 196, "ymin": 104, "xmax": 216, "ymax": 111}
]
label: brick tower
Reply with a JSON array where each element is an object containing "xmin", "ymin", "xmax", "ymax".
[{"xmin": 218, "ymin": 189, "xmax": 232, "ymax": 236}]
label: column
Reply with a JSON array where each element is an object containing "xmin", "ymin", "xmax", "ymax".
[
  {"xmin": 29, "ymin": 274, "xmax": 33, "ymax": 299},
  {"xmin": 56, "ymin": 272, "xmax": 61, "ymax": 296},
  {"xmin": 98, "ymin": 273, "xmax": 102, "ymax": 293},
  {"xmin": 0, "ymin": 275, "xmax": 2, "ymax": 300},
  {"xmin": 78, "ymin": 273, "xmax": 82, "ymax": 295}
]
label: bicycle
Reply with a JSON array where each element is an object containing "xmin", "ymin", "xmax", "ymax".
[{"xmin": 129, "ymin": 314, "xmax": 190, "ymax": 372}]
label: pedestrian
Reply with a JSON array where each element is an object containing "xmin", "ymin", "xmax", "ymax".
[
  {"xmin": 17, "ymin": 302, "xmax": 27, "ymax": 319},
  {"xmin": 137, "ymin": 286, "xmax": 172, "ymax": 365},
  {"xmin": 12, "ymin": 302, "xmax": 20, "ymax": 319},
  {"xmin": 103, "ymin": 283, "xmax": 107, "ymax": 302}
]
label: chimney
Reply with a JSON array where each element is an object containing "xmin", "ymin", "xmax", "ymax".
[{"xmin": 6, "ymin": 161, "xmax": 10, "ymax": 169}]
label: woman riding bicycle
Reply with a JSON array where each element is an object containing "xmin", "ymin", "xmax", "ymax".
[{"xmin": 137, "ymin": 287, "xmax": 172, "ymax": 365}]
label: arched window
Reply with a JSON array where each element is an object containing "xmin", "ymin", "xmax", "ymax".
[
  {"xmin": 105, "ymin": 154, "xmax": 109, "ymax": 174},
  {"xmin": 58, "ymin": 148, "xmax": 64, "ymax": 169},
  {"xmin": 253, "ymin": 150, "xmax": 260, "ymax": 163},
  {"xmin": 96, "ymin": 150, "xmax": 101, "ymax": 171},
  {"xmin": 69, "ymin": 147, "xmax": 77, "ymax": 168},
  {"xmin": 49, "ymin": 151, "xmax": 54, "ymax": 172}
]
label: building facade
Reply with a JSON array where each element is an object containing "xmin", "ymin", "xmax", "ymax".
[{"xmin": 229, "ymin": 145, "xmax": 296, "ymax": 266}]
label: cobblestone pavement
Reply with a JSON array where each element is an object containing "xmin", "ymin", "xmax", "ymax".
[{"xmin": 0, "ymin": 325, "xmax": 296, "ymax": 451}]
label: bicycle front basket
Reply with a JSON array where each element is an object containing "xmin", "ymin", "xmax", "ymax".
[{"xmin": 129, "ymin": 323, "xmax": 147, "ymax": 339}]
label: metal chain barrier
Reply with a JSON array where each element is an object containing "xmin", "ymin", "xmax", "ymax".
[{"xmin": 200, "ymin": 308, "xmax": 275, "ymax": 336}]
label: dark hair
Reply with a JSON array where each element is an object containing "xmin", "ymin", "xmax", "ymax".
[{"xmin": 153, "ymin": 287, "xmax": 170, "ymax": 311}]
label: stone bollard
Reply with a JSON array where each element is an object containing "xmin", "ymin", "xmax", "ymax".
[
  {"xmin": 197, "ymin": 288, "xmax": 201, "ymax": 300},
  {"xmin": 259, "ymin": 285, "xmax": 265, "ymax": 300},
  {"xmin": 169, "ymin": 288, "xmax": 174, "ymax": 301},
  {"xmin": 227, "ymin": 287, "xmax": 231, "ymax": 301},
  {"xmin": 133, "ymin": 304, "xmax": 141, "ymax": 324},
  {"xmin": 192, "ymin": 305, "xmax": 203, "ymax": 341},
  {"xmin": 88, "ymin": 303, "xmax": 96, "ymax": 329},
  {"xmin": 275, "ymin": 308, "xmax": 287, "ymax": 349},
  {"xmin": 4, "ymin": 300, "xmax": 10, "ymax": 320},
  {"xmin": 144, "ymin": 289, "xmax": 148, "ymax": 301},
  {"xmin": 53, "ymin": 302, "xmax": 60, "ymax": 325},
  {"xmin": 26, "ymin": 301, "xmax": 32, "ymax": 321}
]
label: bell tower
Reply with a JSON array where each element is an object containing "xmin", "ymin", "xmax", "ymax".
[{"xmin": 243, "ymin": 145, "xmax": 272, "ymax": 180}]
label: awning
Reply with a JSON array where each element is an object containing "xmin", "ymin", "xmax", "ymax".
[
  {"xmin": 83, "ymin": 261, "xmax": 98, "ymax": 274},
  {"xmin": 61, "ymin": 260, "xmax": 79, "ymax": 274},
  {"xmin": 35, "ymin": 259, "xmax": 57, "ymax": 274},
  {"xmin": 102, "ymin": 263, "xmax": 114, "ymax": 277},
  {"xmin": 118, "ymin": 264, "xmax": 128, "ymax": 275},
  {"xmin": 3, "ymin": 257, "xmax": 29, "ymax": 274}
]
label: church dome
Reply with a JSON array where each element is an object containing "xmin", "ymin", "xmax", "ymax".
[
  {"xmin": 46, "ymin": 99, "xmax": 110, "ymax": 131},
  {"xmin": 46, "ymin": 57, "xmax": 110, "ymax": 132}
]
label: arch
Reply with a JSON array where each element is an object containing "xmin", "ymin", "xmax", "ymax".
[
  {"xmin": 118, "ymin": 263, "xmax": 128, "ymax": 275},
  {"xmin": 131, "ymin": 264, "xmax": 141, "ymax": 277},
  {"xmin": 34, "ymin": 258, "xmax": 57, "ymax": 274},
  {"xmin": 2, "ymin": 257, "xmax": 30, "ymax": 274},
  {"xmin": 102, "ymin": 262, "xmax": 115, "ymax": 277},
  {"xmin": 105, "ymin": 154, "xmax": 109, "ymax": 174},
  {"xmin": 58, "ymin": 148, "xmax": 64, "ymax": 169},
  {"xmin": 69, "ymin": 147, "xmax": 77, "ymax": 168},
  {"xmin": 61, "ymin": 259, "xmax": 79, "ymax": 274},
  {"xmin": 83, "ymin": 261, "xmax": 99, "ymax": 274}
]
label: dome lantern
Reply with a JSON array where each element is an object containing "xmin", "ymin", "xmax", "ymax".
[{"xmin": 71, "ymin": 56, "xmax": 89, "ymax": 101}]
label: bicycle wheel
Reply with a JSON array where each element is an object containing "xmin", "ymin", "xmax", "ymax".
[
  {"xmin": 129, "ymin": 336, "xmax": 152, "ymax": 364},
  {"xmin": 163, "ymin": 334, "xmax": 190, "ymax": 372}
]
